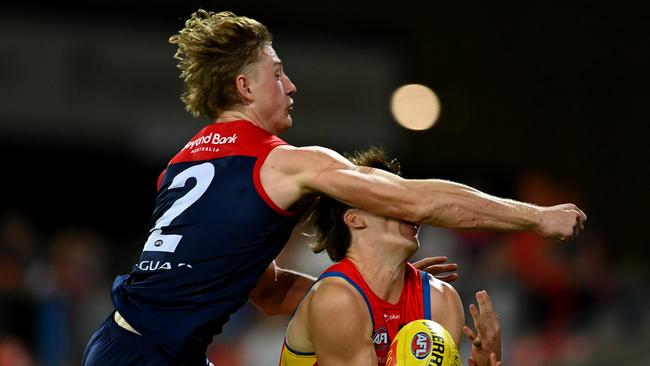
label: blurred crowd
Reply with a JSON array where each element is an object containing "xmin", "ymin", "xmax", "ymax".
[{"xmin": 1, "ymin": 170, "xmax": 648, "ymax": 366}]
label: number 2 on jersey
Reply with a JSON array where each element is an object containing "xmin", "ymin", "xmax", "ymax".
[{"xmin": 142, "ymin": 162, "xmax": 215, "ymax": 253}]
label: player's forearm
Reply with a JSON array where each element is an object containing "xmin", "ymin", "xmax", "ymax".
[
  {"xmin": 411, "ymin": 179, "xmax": 541, "ymax": 231},
  {"xmin": 276, "ymin": 267, "xmax": 316, "ymax": 315},
  {"xmin": 249, "ymin": 265, "xmax": 315, "ymax": 316}
]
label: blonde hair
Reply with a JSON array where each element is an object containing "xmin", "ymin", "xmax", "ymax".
[{"xmin": 169, "ymin": 10, "xmax": 272, "ymax": 119}]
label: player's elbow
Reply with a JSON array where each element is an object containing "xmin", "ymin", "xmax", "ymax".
[
  {"xmin": 403, "ymin": 204, "xmax": 431, "ymax": 225},
  {"xmin": 383, "ymin": 193, "xmax": 433, "ymax": 225},
  {"xmin": 394, "ymin": 198, "xmax": 446, "ymax": 226},
  {"xmin": 397, "ymin": 189, "xmax": 466, "ymax": 226},
  {"xmin": 250, "ymin": 295, "xmax": 286, "ymax": 316}
]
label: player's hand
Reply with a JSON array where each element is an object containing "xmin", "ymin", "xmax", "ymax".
[
  {"xmin": 463, "ymin": 290, "xmax": 501, "ymax": 366},
  {"xmin": 535, "ymin": 203, "xmax": 587, "ymax": 243},
  {"xmin": 411, "ymin": 256, "xmax": 458, "ymax": 283},
  {"xmin": 468, "ymin": 353, "xmax": 501, "ymax": 366}
]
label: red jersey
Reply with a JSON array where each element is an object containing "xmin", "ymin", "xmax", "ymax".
[{"xmin": 279, "ymin": 258, "xmax": 432, "ymax": 366}]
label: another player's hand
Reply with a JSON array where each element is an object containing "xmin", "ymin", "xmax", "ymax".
[
  {"xmin": 411, "ymin": 256, "xmax": 458, "ymax": 283},
  {"xmin": 535, "ymin": 203, "xmax": 587, "ymax": 243},
  {"xmin": 468, "ymin": 353, "xmax": 501, "ymax": 366},
  {"xmin": 463, "ymin": 290, "xmax": 501, "ymax": 366}
]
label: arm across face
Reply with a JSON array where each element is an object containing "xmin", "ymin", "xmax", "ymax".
[{"xmin": 262, "ymin": 145, "xmax": 587, "ymax": 242}]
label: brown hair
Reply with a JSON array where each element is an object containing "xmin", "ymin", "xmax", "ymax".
[
  {"xmin": 307, "ymin": 147, "xmax": 402, "ymax": 262},
  {"xmin": 169, "ymin": 10, "xmax": 272, "ymax": 119}
]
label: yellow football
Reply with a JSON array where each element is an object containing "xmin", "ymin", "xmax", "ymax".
[{"xmin": 386, "ymin": 319, "xmax": 460, "ymax": 366}]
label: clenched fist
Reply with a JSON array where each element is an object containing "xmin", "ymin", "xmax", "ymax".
[{"xmin": 534, "ymin": 203, "xmax": 587, "ymax": 242}]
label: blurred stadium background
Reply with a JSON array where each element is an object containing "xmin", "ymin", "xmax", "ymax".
[{"xmin": 1, "ymin": 1, "xmax": 648, "ymax": 365}]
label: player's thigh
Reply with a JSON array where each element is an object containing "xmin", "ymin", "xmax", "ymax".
[{"xmin": 81, "ymin": 317, "xmax": 169, "ymax": 366}]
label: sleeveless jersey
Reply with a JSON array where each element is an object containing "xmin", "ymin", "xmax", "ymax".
[
  {"xmin": 111, "ymin": 120, "xmax": 300, "ymax": 363},
  {"xmin": 279, "ymin": 258, "xmax": 432, "ymax": 366}
]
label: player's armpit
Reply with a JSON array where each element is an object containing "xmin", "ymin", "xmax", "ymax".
[{"xmin": 307, "ymin": 279, "xmax": 377, "ymax": 366}]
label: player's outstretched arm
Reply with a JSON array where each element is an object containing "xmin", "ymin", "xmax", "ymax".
[
  {"xmin": 264, "ymin": 145, "xmax": 586, "ymax": 242},
  {"xmin": 463, "ymin": 290, "xmax": 502, "ymax": 366}
]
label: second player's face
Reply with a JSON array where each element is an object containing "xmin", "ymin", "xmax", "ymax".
[
  {"xmin": 365, "ymin": 212, "xmax": 421, "ymax": 252},
  {"xmin": 248, "ymin": 45, "xmax": 297, "ymax": 134}
]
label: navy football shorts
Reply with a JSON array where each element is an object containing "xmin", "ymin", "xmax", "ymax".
[{"xmin": 81, "ymin": 312, "xmax": 213, "ymax": 366}]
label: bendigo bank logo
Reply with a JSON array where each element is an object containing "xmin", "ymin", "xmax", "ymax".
[
  {"xmin": 184, "ymin": 132, "xmax": 238, "ymax": 151},
  {"xmin": 411, "ymin": 332, "xmax": 432, "ymax": 360}
]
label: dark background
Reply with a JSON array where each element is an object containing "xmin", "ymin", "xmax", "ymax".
[
  {"xmin": 2, "ymin": 1, "xmax": 648, "ymax": 255},
  {"xmin": 1, "ymin": 1, "xmax": 649, "ymax": 365}
]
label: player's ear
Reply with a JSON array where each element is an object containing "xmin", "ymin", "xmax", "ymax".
[
  {"xmin": 344, "ymin": 209, "xmax": 366, "ymax": 229},
  {"xmin": 235, "ymin": 74, "xmax": 254, "ymax": 101}
]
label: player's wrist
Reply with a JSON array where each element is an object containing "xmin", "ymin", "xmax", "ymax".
[{"xmin": 526, "ymin": 204, "xmax": 545, "ymax": 235}]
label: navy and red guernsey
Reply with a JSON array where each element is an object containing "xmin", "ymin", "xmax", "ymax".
[{"xmin": 111, "ymin": 120, "xmax": 300, "ymax": 363}]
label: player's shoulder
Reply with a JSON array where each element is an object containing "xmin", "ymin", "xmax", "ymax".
[
  {"xmin": 269, "ymin": 144, "xmax": 347, "ymax": 161},
  {"xmin": 425, "ymin": 272, "xmax": 461, "ymax": 302},
  {"xmin": 306, "ymin": 276, "xmax": 372, "ymax": 334},
  {"xmin": 268, "ymin": 145, "xmax": 353, "ymax": 171},
  {"xmin": 308, "ymin": 276, "xmax": 367, "ymax": 314}
]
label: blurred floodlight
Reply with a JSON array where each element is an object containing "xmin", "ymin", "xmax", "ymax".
[{"xmin": 390, "ymin": 84, "xmax": 440, "ymax": 130}]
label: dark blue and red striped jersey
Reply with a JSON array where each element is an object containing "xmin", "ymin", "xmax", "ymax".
[{"xmin": 111, "ymin": 120, "xmax": 300, "ymax": 362}]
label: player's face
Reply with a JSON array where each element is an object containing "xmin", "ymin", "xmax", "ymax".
[
  {"xmin": 364, "ymin": 212, "xmax": 421, "ymax": 253},
  {"xmin": 248, "ymin": 45, "xmax": 296, "ymax": 134}
]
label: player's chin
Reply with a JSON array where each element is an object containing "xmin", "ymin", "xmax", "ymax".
[
  {"xmin": 403, "ymin": 237, "xmax": 420, "ymax": 256},
  {"xmin": 274, "ymin": 117, "xmax": 292, "ymax": 134}
]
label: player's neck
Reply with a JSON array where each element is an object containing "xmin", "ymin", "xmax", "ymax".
[
  {"xmin": 347, "ymin": 245, "xmax": 407, "ymax": 304},
  {"xmin": 217, "ymin": 109, "xmax": 276, "ymax": 134},
  {"xmin": 217, "ymin": 110, "xmax": 250, "ymax": 122},
  {"xmin": 216, "ymin": 110, "xmax": 261, "ymax": 127}
]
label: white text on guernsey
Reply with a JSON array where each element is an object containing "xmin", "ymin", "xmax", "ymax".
[{"xmin": 184, "ymin": 133, "xmax": 238, "ymax": 150}]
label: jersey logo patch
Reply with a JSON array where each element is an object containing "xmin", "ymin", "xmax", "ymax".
[
  {"xmin": 183, "ymin": 132, "xmax": 238, "ymax": 152},
  {"xmin": 373, "ymin": 327, "xmax": 390, "ymax": 350}
]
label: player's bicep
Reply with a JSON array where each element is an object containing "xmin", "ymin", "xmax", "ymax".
[
  {"xmin": 307, "ymin": 281, "xmax": 377, "ymax": 366},
  {"xmin": 283, "ymin": 146, "xmax": 421, "ymax": 223}
]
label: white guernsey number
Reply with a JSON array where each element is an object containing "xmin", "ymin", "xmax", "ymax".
[{"xmin": 142, "ymin": 162, "xmax": 215, "ymax": 253}]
